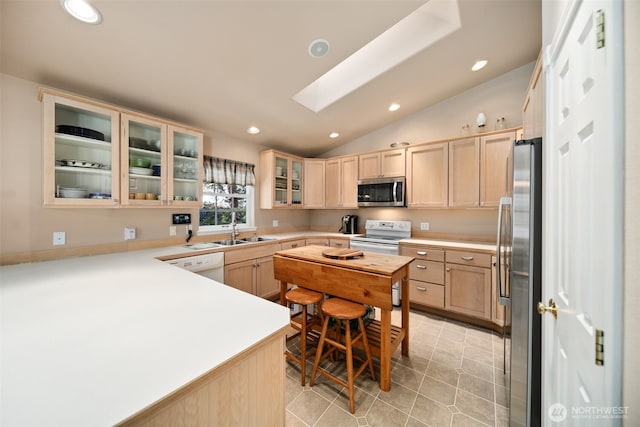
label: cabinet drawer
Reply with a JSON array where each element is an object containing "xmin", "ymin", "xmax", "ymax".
[
  {"xmin": 400, "ymin": 245, "xmax": 444, "ymax": 262},
  {"xmin": 281, "ymin": 239, "xmax": 306, "ymax": 250},
  {"xmin": 409, "ymin": 260, "xmax": 444, "ymax": 285},
  {"xmin": 445, "ymin": 250, "xmax": 491, "ymax": 268},
  {"xmin": 329, "ymin": 239, "xmax": 350, "ymax": 248},
  {"xmin": 409, "ymin": 280, "xmax": 444, "ymax": 308}
]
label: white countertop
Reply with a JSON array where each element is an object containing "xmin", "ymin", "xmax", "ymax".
[
  {"xmin": 0, "ymin": 249, "xmax": 289, "ymax": 426},
  {"xmin": 400, "ymin": 238, "xmax": 496, "ymax": 252}
]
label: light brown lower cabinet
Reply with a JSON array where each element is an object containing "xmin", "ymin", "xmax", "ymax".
[
  {"xmin": 445, "ymin": 262, "xmax": 492, "ymax": 320},
  {"xmin": 223, "ymin": 243, "xmax": 280, "ymax": 299},
  {"xmin": 303, "ymin": 238, "xmax": 350, "ymax": 248},
  {"xmin": 401, "ymin": 243, "xmax": 500, "ymax": 328},
  {"xmin": 280, "ymin": 239, "xmax": 306, "ymax": 250},
  {"xmin": 224, "ymin": 259, "xmax": 255, "ymax": 295},
  {"xmin": 224, "ymin": 257, "xmax": 279, "ymax": 299}
]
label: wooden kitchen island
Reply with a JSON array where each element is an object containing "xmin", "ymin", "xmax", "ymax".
[{"xmin": 273, "ymin": 245, "xmax": 414, "ymax": 392}]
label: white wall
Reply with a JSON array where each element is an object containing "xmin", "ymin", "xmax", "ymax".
[
  {"xmin": 0, "ymin": 74, "xmax": 309, "ymax": 258},
  {"xmin": 321, "ymin": 63, "xmax": 534, "ymax": 158}
]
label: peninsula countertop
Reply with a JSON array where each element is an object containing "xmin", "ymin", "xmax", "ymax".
[{"xmin": 0, "ymin": 249, "xmax": 289, "ymax": 426}]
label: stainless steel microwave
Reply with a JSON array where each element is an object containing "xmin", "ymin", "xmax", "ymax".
[{"xmin": 357, "ymin": 177, "xmax": 405, "ymax": 207}]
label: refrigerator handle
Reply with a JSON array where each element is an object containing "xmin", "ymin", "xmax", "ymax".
[{"xmin": 496, "ymin": 196, "xmax": 511, "ymax": 302}]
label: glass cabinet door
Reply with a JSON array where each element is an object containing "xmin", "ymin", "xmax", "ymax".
[
  {"xmin": 43, "ymin": 94, "xmax": 120, "ymax": 206},
  {"xmin": 168, "ymin": 125, "xmax": 202, "ymax": 206},
  {"xmin": 290, "ymin": 158, "xmax": 303, "ymax": 207},
  {"xmin": 274, "ymin": 155, "xmax": 289, "ymax": 206},
  {"xmin": 121, "ymin": 114, "xmax": 166, "ymax": 206}
]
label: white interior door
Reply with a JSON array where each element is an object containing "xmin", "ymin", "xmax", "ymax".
[{"xmin": 543, "ymin": 0, "xmax": 623, "ymax": 424}]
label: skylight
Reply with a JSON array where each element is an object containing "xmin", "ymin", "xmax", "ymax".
[{"xmin": 292, "ymin": 0, "xmax": 461, "ymax": 112}]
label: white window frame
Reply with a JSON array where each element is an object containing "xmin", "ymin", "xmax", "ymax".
[{"xmin": 198, "ymin": 184, "xmax": 256, "ymax": 235}]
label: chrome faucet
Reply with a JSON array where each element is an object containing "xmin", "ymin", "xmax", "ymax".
[{"xmin": 231, "ymin": 211, "xmax": 238, "ymax": 244}]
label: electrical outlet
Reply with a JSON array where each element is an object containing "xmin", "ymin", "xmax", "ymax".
[
  {"xmin": 124, "ymin": 227, "xmax": 136, "ymax": 240},
  {"xmin": 420, "ymin": 222, "xmax": 430, "ymax": 231},
  {"xmin": 53, "ymin": 231, "xmax": 65, "ymax": 246},
  {"xmin": 273, "ymin": 220, "xmax": 279, "ymax": 227},
  {"xmin": 169, "ymin": 226, "xmax": 177, "ymax": 236}
]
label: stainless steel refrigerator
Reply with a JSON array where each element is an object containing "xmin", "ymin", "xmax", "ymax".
[{"xmin": 496, "ymin": 137, "xmax": 542, "ymax": 427}]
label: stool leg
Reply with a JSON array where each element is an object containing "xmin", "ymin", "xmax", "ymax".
[
  {"xmin": 299, "ymin": 304, "xmax": 308, "ymax": 386},
  {"xmin": 309, "ymin": 315, "xmax": 330, "ymax": 387},
  {"xmin": 345, "ymin": 320, "xmax": 355, "ymax": 414},
  {"xmin": 359, "ymin": 318, "xmax": 376, "ymax": 381}
]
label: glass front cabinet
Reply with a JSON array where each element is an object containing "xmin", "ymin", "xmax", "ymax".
[
  {"xmin": 42, "ymin": 93, "xmax": 120, "ymax": 207},
  {"xmin": 41, "ymin": 89, "xmax": 203, "ymax": 208},
  {"xmin": 259, "ymin": 150, "xmax": 303, "ymax": 209}
]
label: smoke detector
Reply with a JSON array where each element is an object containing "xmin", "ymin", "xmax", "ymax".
[{"xmin": 308, "ymin": 39, "xmax": 330, "ymax": 58}]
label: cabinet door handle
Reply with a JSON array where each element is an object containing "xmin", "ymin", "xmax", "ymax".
[
  {"xmin": 416, "ymin": 287, "xmax": 427, "ymax": 292},
  {"xmin": 416, "ymin": 251, "xmax": 427, "ymax": 256},
  {"xmin": 446, "ymin": 267, "xmax": 451, "ymax": 272},
  {"xmin": 461, "ymin": 256, "xmax": 474, "ymax": 261},
  {"xmin": 416, "ymin": 265, "xmax": 427, "ymax": 270},
  {"xmin": 334, "ymin": 242, "xmax": 343, "ymax": 247},
  {"xmin": 291, "ymin": 244, "xmax": 298, "ymax": 248}
]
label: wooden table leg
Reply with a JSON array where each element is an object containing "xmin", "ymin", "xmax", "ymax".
[
  {"xmin": 379, "ymin": 308, "xmax": 391, "ymax": 391},
  {"xmin": 279, "ymin": 280, "xmax": 287, "ymax": 306},
  {"xmin": 401, "ymin": 274, "xmax": 410, "ymax": 356}
]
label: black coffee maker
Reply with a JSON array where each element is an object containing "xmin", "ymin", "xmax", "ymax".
[{"xmin": 339, "ymin": 215, "xmax": 358, "ymax": 234}]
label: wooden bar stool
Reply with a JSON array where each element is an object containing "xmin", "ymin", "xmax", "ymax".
[
  {"xmin": 285, "ymin": 287, "xmax": 324, "ymax": 386},
  {"xmin": 310, "ymin": 297, "xmax": 376, "ymax": 414}
]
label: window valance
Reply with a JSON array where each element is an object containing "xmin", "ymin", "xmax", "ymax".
[{"xmin": 203, "ymin": 156, "xmax": 256, "ymax": 186}]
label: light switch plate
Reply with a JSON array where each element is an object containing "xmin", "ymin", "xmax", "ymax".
[
  {"xmin": 420, "ymin": 222, "xmax": 430, "ymax": 231},
  {"xmin": 124, "ymin": 227, "xmax": 136, "ymax": 240},
  {"xmin": 273, "ymin": 220, "xmax": 279, "ymax": 227},
  {"xmin": 169, "ymin": 226, "xmax": 177, "ymax": 236}
]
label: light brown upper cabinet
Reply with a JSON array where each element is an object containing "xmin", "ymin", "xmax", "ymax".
[
  {"xmin": 406, "ymin": 143, "xmax": 448, "ymax": 208},
  {"xmin": 480, "ymin": 131, "xmax": 515, "ymax": 207},
  {"xmin": 41, "ymin": 88, "xmax": 203, "ymax": 209},
  {"xmin": 259, "ymin": 150, "xmax": 303, "ymax": 209},
  {"xmin": 448, "ymin": 137, "xmax": 480, "ymax": 207},
  {"xmin": 303, "ymin": 159, "xmax": 325, "ymax": 209},
  {"xmin": 121, "ymin": 115, "xmax": 203, "ymax": 208},
  {"xmin": 523, "ymin": 50, "xmax": 544, "ymax": 139},
  {"xmin": 325, "ymin": 156, "xmax": 358, "ymax": 208},
  {"xmin": 42, "ymin": 92, "xmax": 121, "ymax": 207},
  {"xmin": 358, "ymin": 149, "xmax": 405, "ymax": 179}
]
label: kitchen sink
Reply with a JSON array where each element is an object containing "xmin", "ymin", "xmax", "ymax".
[
  {"xmin": 240, "ymin": 236, "xmax": 275, "ymax": 243},
  {"xmin": 213, "ymin": 239, "xmax": 249, "ymax": 246}
]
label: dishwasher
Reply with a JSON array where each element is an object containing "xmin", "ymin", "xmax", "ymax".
[{"xmin": 166, "ymin": 252, "xmax": 225, "ymax": 283}]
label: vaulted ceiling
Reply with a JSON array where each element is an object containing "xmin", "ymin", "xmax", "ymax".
[{"xmin": 1, "ymin": 0, "xmax": 541, "ymax": 156}]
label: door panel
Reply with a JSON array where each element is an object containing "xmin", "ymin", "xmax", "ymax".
[{"xmin": 543, "ymin": 1, "xmax": 623, "ymax": 424}]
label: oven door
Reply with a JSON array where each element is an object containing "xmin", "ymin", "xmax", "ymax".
[{"xmin": 349, "ymin": 239, "xmax": 399, "ymax": 255}]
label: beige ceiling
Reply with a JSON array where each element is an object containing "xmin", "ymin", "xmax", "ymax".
[{"xmin": 1, "ymin": 0, "xmax": 541, "ymax": 157}]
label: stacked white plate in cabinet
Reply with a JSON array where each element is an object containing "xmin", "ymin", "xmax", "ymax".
[
  {"xmin": 129, "ymin": 167, "xmax": 153, "ymax": 176},
  {"xmin": 59, "ymin": 187, "xmax": 88, "ymax": 198}
]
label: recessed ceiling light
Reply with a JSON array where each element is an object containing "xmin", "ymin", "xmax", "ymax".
[
  {"xmin": 329, "ymin": 132, "xmax": 340, "ymax": 139},
  {"xmin": 60, "ymin": 0, "xmax": 102, "ymax": 24},
  {"xmin": 247, "ymin": 126, "xmax": 260, "ymax": 135},
  {"xmin": 471, "ymin": 60, "xmax": 488, "ymax": 71},
  {"xmin": 388, "ymin": 103, "xmax": 400, "ymax": 112}
]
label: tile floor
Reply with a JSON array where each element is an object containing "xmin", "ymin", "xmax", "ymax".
[{"xmin": 285, "ymin": 308, "xmax": 509, "ymax": 427}]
